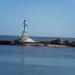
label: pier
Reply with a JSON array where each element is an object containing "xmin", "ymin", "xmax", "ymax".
[{"xmin": 0, "ymin": 38, "xmax": 75, "ymax": 47}]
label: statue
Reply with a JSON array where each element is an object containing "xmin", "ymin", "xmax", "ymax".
[
  {"xmin": 23, "ymin": 20, "xmax": 27, "ymax": 32},
  {"xmin": 20, "ymin": 19, "xmax": 34, "ymax": 42}
]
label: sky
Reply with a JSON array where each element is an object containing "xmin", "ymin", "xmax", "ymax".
[{"xmin": 0, "ymin": 0, "xmax": 75, "ymax": 37}]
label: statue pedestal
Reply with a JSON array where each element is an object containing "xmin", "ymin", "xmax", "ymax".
[{"xmin": 20, "ymin": 31, "xmax": 34, "ymax": 42}]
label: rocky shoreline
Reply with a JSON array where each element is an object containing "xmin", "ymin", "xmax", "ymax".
[{"xmin": 0, "ymin": 38, "xmax": 75, "ymax": 47}]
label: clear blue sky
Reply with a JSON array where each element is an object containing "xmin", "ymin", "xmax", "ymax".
[{"xmin": 0, "ymin": 0, "xmax": 75, "ymax": 37}]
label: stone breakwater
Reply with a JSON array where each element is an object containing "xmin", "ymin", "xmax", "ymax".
[{"xmin": 0, "ymin": 38, "xmax": 75, "ymax": 47}]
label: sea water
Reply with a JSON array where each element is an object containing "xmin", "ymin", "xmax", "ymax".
[{"xmin": 0, "ymin": 36, "xmax": 75, "ymax": 75}]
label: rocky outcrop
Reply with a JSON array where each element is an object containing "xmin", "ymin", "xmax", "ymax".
[{"xmin": 0, "ymin": 38, "xmax": 75, "ymax": 47}]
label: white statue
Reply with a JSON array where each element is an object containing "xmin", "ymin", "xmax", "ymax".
[
  {"xmin": 20, "ymin": 19, "xmax": 35, "ymax": 42},
  {"xmin": 23, "ymin": 20, "xmax": 27, "ymax": 32}
]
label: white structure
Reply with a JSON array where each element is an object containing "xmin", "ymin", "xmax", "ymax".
[{"xmin": 20, "ymin": 20, "xmax": 34, "ymax": 42}]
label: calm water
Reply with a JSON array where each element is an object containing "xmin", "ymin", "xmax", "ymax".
[{"xmin": 0, "ymin": 36, "xmax": 75, "ymax": 75}]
